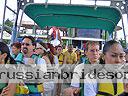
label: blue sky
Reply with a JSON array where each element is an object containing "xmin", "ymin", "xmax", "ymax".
[{"xmin": 0, "ymin": 0, "xmax": 128, "ymax": 41}]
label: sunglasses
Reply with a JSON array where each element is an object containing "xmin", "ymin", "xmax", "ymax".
[{"xmin": 21, "ymin": 43, "xmax": 32, "ymax": 46}]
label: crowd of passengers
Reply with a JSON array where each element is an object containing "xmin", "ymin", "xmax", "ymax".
[{"xmin": 0, "ymin": 35, "xmax": 128, "ymax": 96}]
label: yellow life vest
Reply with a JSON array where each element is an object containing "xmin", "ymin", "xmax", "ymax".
[
  {"xmin": 97, "ymin": 83, "xmax": 124, "ymax": 96},
  {"xmin": 58, "ymin": 53, "xmax": 64, "ymax": 64},
  {"xmin": 96, "ymin": 67, "xmax": 125, "ymax": 96},
  {"xmin": 16, "ymin": 84, "xmax": 29, "ymax": 94},
  {"xmin": 16, "ymin": 83, "xmax": 44, "ymax": 95}
]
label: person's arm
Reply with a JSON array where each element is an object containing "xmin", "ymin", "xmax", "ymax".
[
  {"xmin": 64, "ymin": 87, "xmax": 80, "ymax": 96},
  {"xmin": 0, "ymin": 65, "xmax": 17, "ymax": 96},
  {"xmin": 63, "ymin": 53, "xmax": 67, "ymax": 64},
  {"xmin": 42, "ymin": 56, "xmax": 51, "ymax": 64},
  {"xmin": 0, "ymin": 83, "xmax": 16, "ymax": 96},
  {"xmin": 73, "ymin": 53, "xmax": 77, "ymax": 64},
  {"xmin": 64, "ymin": 64, "xmax": 84, "ymax": 96}
]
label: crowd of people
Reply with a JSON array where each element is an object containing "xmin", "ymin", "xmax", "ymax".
[{"xmin": 0, "ymin": 35, "xmax": 128, "ymax": 96}]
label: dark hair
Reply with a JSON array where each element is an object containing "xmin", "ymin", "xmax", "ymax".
[
  {"xmin": 11, "ymin": 42, "xmax": 21, "ymax": 49},
  {"xmin": 103, "ymin": 40, "xmax": 120, "ymax": 55},
  {"xmin": 68, "ymin": 44, "xmax": 73, "ymax": 47},
  {"xmin": 124, "ymin": 49, "xmax": 128, "ymax": 54},
  {"xmin": 0, "ymin": 42, "xmax": 15, "ymax": 64},
  {"xmin": 22, "ymin": 36, "xmax": 36, "ymax": 46},
  {"xmin": 56, "ymin": 45, "xmax": 62, "ymax": 50}
]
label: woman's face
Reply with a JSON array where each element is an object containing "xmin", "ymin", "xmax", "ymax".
[
  {"xmin": 12, "ymin": 46, "xmax": 20, "ymax": 55},
  {"xmin": 57, "ymin": 47, "xmax": 62, "ymax": 54},
  {"xmin": 35, "ymin": 48, "xmax": 43, "ymax": 55},
  {"xmin": 104, "ymin": 43, "xmax": 125, "ymax": 64}
]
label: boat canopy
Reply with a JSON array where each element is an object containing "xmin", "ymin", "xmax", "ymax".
[{"xmin": 23, "ymin": 3, "xmax": 122, "ymax": 34}]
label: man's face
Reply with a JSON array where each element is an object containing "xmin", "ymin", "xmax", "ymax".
[
  {"xmin": 86, "ymin": 44, "xmax": 100, "ymax": 64},
  {"xmin": 21, "ymin": 38, "xmax": 34, "ymax": 54},
  {"xmin": 104, "ymin": 44, "xmax": 125, "ymax": 64},
  {"xmin": 68, "ymin": 45, "xmax": 73, "ymax": 52}
]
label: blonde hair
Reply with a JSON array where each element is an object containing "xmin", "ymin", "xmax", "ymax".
[{"xmin": 86, "ymin": 41, "xmax": 99, "ymax": 51}]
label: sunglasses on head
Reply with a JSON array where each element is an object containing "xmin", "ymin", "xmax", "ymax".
[{"xmin": 21, "ymin": 43, "xmax": 32, "ymax": 46}]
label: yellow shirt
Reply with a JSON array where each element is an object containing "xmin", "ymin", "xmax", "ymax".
[
  {"xmin": 64, "ymin": 51, "xmax": 77, "ymax": 64},
  {"xmin": 58, "ymin": 53, "xmax": 64, "ymax": 64},
  {"xmin": 63, "ymin": 48, "xmax": 67, "ymax": 53}
]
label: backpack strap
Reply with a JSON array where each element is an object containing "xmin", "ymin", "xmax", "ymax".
[
  {"xmin": 79, "ymin": 80, "xmax": 84, "ymax": 96},
  {"xmin": 97, "ymin": 91, "xmax": 113, "ymax": 96},
  {"xmin": 31, "ymin": 54, "xmax": 39, "ymax": 64},
  {"xmin": 15, "ymin": 53, "xmax": 24, "ymax": 64}
]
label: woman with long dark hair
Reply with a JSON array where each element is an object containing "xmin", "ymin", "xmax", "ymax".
[{"xmin": 0, "ymin": 42, "xmax": 16, "ymax": 96}]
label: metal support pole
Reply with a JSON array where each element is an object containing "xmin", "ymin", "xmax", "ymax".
[
  {"xmin": 33, "ymin": 22, "xmax": 37, "ymax": 38},
  {"xmin": 17, "ymin": 10, "xmax": 24, "ymax": 34},
  {"xmin": 95, "ymin": 0, "xmax": 97, "ymax": 6},
  {"xmin": 6, "ymin": 6, "xmax": 17, "ymax": 14},
  {"xmin": 11, "ymin": 0, "xmax": 21, "ymax": 43},
  {"xmin": 69, "ymin": 0, "xmax": 71, "ymax": 5},
  {"xmin": 45, "ymin": 0, "xmax": 48, "ymax": 8},
  {"xmin": 121, "ymin": 17, "xmax": 127, "ymax": 48},
  {"xmin": 0, "ymin": 0, "xmax": 7, "ymax": 41},
  {"xmin": 125, "ymin": 0, "xmax": 128, "ymax": 25},
  {"xmin": 125, "ymin": 0, "xmax": 128, "ymax": 48}
]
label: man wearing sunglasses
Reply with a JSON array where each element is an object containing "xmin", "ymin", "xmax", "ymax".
[{"xmin": 19, "ymin": 36, "xmax": 47, "ymax": 96}]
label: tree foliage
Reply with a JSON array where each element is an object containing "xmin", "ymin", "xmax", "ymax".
[
  {"xmin": 119, "ymin": 38, "xmax": 126, "ymax": 48},
  {"xmin": 4, "ymin": 19, "xmax": 13, "ymax": 34}
]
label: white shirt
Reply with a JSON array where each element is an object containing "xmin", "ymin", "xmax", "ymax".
[{"xmin": 71, "ymin": 64, "xmax": 98, "ymax": 96}]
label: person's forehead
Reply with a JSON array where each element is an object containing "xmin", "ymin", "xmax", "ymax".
[
  {"xmin": 22, "ymin": 38, "xmax": 32, "ymax": 43},
  {"xmin": 68, "ymin": 46, "xmax": 73, "ymax": 48},
  {"xmin": 57, "ymin": 47, "xmax": 62, "ymax": 49},
  {"xmin": 88, "ymin": 44, "xmax": 99, "ymax": 49},
  {"xmin": 110, "ymin": 52, "xmax": 125, "ymax": 55},
  {"xmin": 109, "ymin": 44, "xmax": 124, "ymax": 52},
  {"xmin": 12, "ymin": 46, "xmax": 17, "ymax": 48}
]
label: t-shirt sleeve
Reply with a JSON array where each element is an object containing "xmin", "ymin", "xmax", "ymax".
[{"xmin": 70, "ymin": 64, "xmax": 84, "ymax": 88}]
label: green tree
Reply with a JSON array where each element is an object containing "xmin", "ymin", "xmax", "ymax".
[
  {"xmin": 119, "ymin": 38, "xmax": 126, "ymax": 48},
  {"xmin": 4, "ymin": 19, "xmax": 13, "ymax": 34}
]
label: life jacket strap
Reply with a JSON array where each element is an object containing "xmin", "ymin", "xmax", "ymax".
[{"xmin": 97, "ymin": 91, "xmax": 113, "ymax": 96}]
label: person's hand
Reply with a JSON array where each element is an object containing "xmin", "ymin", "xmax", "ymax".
[
  {"xmin": 73, "ymin": 87, "xmax": 81, "ymax": 95},
  {"xmin": 124, "ymin": 83, "xmax": 128, "ymax": 93},
  {"xmin": 27, "ymin": 58, "xmax": 35, "ymax": 64},
  {"xmin": 24, "ymin": 58, "xmax": 35, "ymax": 64},
  {"xmin": 0, "ymin": 86, "xmax": 11, "ymax": 96},
  {"xmin": 64, "ymin": 87, "xmax": 80, "ymax": 96},
  {"xmin": 0, "ymin": 84, "xmax": 16, "ymax": 96}
]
